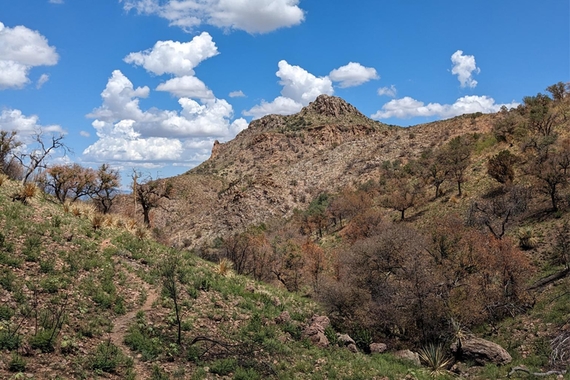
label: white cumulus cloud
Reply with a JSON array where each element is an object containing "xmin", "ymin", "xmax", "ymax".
[
  {"xmin": 371, "ymin": 95, "xmax": 519, "ymax": 120},
  {"xmin": 377, "ymin": 85, "xmax": 397, "ymax": 98},
  {"xmin": 124, "ymin": 32, "xmax": 218, "ymax": 76},
  {"xmin": 156, "ymin": 75, "xmax": 214, "ymax": 99},
  {"xmin": 0, "ymin": 108, "xmax": 65, "ymax": 146},
  {"xmin": 83, "ymin": 119, "xmax": 184, "ymax": 163},
  {"xmin": 121, "ymin": 0, "xmax": 305, "ymax": 34},
  {"xmin": 244, "ymin": 60, "xmax": 334, "ymax": 119},
  {"xmin": 83, "ymin": 70, "xmax": 247, "ymax": 166},
  {"xmin": 0, "ymin": 22, "xmax": 59, "ymax": 89},
  {"xmin": 87, "ymin": 70, "xmax": 150, "ymax": 122},
  {"xmin": 329, "ymin": 62, "xmax": 379, "ymax": 88},
  {"xmin": 243, "ymin": 96, "xmax": 303, "ymax": 119},
  {"xmin": 278, "ymin": 60, "xmax": 333, "ymax": 104},
  {"xmin": 451, "ymin": 50, "xmax": 480, "ymax": 88}
]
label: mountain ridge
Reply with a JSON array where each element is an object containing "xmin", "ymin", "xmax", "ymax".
[{"xmin": 147, "ymin": 94, "xmax": 497, "ymax": 248}]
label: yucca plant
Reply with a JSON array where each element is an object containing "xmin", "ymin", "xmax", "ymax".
[
  {"xmin": 216, "ymin": 258, "xmax": 233, "ymax": 276},
  {"xmin": 450, "ymin": 318, "xmax": 468, "ymax": 347},
  {"xmin": 126, "ymin": 219, "xmax": 138, "ymax": 232},
  {"xmin": 135, "ymin": 227, "xmax": 149, "ymax": 240},
  {"xmin": 12, "ymin": 182, "xmax": 38, "ymax": 204},
  {"xmin": 71, "ymin": 205, "xmax": 82, "ymax": 217},
  {"xmin": 418, "ymin": 342, "xmax": 453, "ymax": 377},
  {"xmin": 91, "ymin": 213, "xmax": 105, "ymax": 230},
  {"xmin": 517, "ymin": 227, "xmax": 539, "ymax": 250},
  {"xmin": 103, "ymin": 215, "xmax": 115, "ymax": 228}
]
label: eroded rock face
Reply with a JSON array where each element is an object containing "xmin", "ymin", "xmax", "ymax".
[
  {"xmin": 302, "ymin": 315, "xmax": 331, "ymax": 348},
  {"xmin": 451, "ymin": 337, "xmax": 512, "ymax": 365}
]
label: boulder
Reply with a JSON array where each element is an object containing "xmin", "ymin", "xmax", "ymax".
[
  {"xmin": 451, "ymin": 337, "xmax": 512, "ymax": 365},
  {"xmin": 394, "ymin": 349, "xmax": 421, "ymax": 366},
  {"xmin": 370, "ymin": 342, "xmax": 388, "ymax": 354},
  {"xmin": 347, "ymin": 343, "xmax": 358, "ymax": 353},
  {"xmin": 275, "ymin": 311, "xmax": 291, "ymax": 324},
  {"xmin": 337, "ymin": 333, "xmax": 356, "ymax": 347},
  {"xmin": 302, "ymin": 315, "xmax": 331, "ymax": 348}
]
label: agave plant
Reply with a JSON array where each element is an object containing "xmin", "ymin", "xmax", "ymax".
[{"xmin": 418, "ymin": 342, "xmax": 453, "ymax": 377}]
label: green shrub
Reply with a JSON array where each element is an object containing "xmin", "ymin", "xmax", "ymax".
[
  {"xmin": 39, "ymin": 259, "xmax": 55, "ymax": 273},
  {"xmin": 124, "ymin": 324, "xmax": 162, "ymax": 361},
  {"xmin": 0, "ymin": 328, "xmax": 21, "ymax": 350},
  {"xmin": 23, "ymin": 235, "xmax": 42, "ymax": 262},
  {"xmin": 324, "ymin": 325, "xmax": 338, "ymax": 346},
  {"xmin": 91, "ymin": 341, "xmax": 130, "ymax": 374},
  {"xmin": 281, "ymin": 321, "xmax": 302, "ymax": 341},
  {"xmin": 233, "ymin": 367, "xmax": 261, "ymax": 380},
  {"xmin": 29, "ymin": 329, "xmax": 56, "ymax": 353},
  {"xmin": 0, "ymin": 268, "xmax": 16, "ymax": 291},
  {"xmin": 151, "ymin": 365, "xmax": 171, "ymax": 380},
  {"xmin": 40, "ymin": 275, "xmax": 67, "ymax": 293},
  {"xmin": 209, "ymin": 358, "xmax": 237, "ymax": 376},
  {"xmin": 352, "ymin": 327, "xmax": 372, "ymax": 353},
  {"xmin": 8, "ymin": 353, "xmax": 26, "ymax": 372},
  {"xmin": 0, "ymin": 304, "xmax": 15, "ymax": 320}
]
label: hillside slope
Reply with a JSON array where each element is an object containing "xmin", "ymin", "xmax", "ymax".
[
  {"xmin": 151, "ymin": 94, "xmax": 497, "ymax": 247},
  {"xmin": 0, "ymin": 178, "xmax": 439, "ymax": 379}
]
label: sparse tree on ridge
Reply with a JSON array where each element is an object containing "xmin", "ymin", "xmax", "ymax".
[
  {"xmin": 442, "ymin": 135, "xmax": 472, "ymax": 197},
  {"xmin": 420, "ymin": 149, "xmax": 448, "ymax": 199},
  {"xmin": 135, "ymin": 176, "xmax": 173, "ymax": 227},
  {"xmin": 41, "ymin": 164, "xmax": 96, "ymax": 203},
  {"xmin": 93, "ymin": 164, "xmax": 120, "ymax": 214},
  {"xmin": 0, "ymin": 130, "xmax": 22, "ymax": 177}
]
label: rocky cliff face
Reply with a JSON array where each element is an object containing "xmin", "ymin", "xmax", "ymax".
[{"xmin": 151, "ymin": 95, "xmax": 496, "ymax": 248}]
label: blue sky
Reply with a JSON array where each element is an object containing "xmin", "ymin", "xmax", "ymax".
[{"xmin": 0, "ymin": 0, "xmax": 568, "ymax": 182}]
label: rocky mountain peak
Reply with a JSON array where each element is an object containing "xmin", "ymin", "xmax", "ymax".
[{"xmin": 300, "ymin": 94, "xmax": 365, "ymax": 118}]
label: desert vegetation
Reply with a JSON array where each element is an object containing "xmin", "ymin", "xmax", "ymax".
[{"xmin": 1, "ymin": 82, "xmax": 570, "ymax": 378}]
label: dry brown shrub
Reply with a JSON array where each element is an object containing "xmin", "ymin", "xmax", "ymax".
[{"xmin": 91, "ymin": 213, "xmax": 105, "ymax": 230}]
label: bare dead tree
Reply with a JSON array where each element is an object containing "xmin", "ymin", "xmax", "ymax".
[
  {"xmin": 135, "ymin": 176, "xmax": 173, "ymax": 227},
  {"xmin": 12, "ymin": 131, "xmax": 69, "ymax": 185}
]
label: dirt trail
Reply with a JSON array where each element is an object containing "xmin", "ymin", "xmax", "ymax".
[{"xmin": 109, "ymin": 281, "xmax": 159, "ymax": 379}]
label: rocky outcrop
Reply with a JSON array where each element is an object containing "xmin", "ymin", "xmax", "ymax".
[
  {"xmin": 451, "ymin": 337, "xmax": 512, "ymax": 365},
  {"xmin": 301, "ymin": 94, "xmax": 366, "ymax": 119},
  {"xmin": 303, "ymin": 315, "xmax": 331, "ymax": 348}
]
